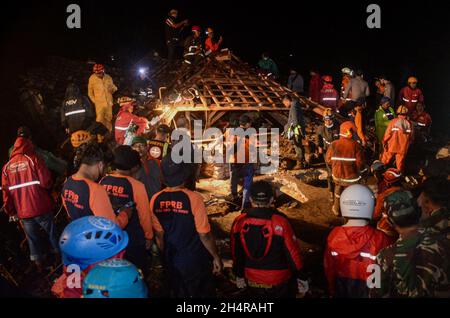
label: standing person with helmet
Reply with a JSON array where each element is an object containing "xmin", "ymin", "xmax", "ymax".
[
  {"xmin": 165, "ymin": 9, "xmax": 189, "ymax": 62},
  {"xmin": 150, "ymin": 155, "xmax": 223, "ymax": 297},
  {"xmin": 287, "ymin": 69, "xmax": 304, "ymax": 94},
  {"xmin": 51, "ymin": 216, "xmax": 129, "ymax": 298},
  {"xmin": 320, "ymin": 76, "xmax": 339, "ymax": 110},
  {"xmin": 88, "ymin": 64, "xmax": 117, "ymax": 131},
  {"xmin": 114, "ymin": 97, "xmax": 149, "ymax": 145},
  {"xmin": 2, "ymin": 135, "xmax": 60, "ymax": 271},
  {"xmin": 61, "ymin": 83, "xmax": 96, "ymax": 135},
  {"xmin": 231, "ymin": 181, "xmax": 308, "ymax": 298},
  {"xmin": 315, "ymin": 109, "xmax": 340, "ymax": 201},
  {"xmin": 373, "ymin": 168, "xmax": 403, "ymax": 239},
  {"xmin": 100, "ymin": 145, "xmax": 164, "ymax": 275},
  {"xmin": 324, "ymin": 184, "xmax": 392, "ymax": 298},
  {"xmin": 148, "ymin": 124, "xmax": 171, "ymax": 166},
  {"xmin": 398, "ymin": 77, "xmax": 424, "ymax": 114},
  {"xmin": 374, "ymin": 96, "xmax": 396, "ymax": 151},
  {"xmin": 283, "ymin": 95, "xmax": 307, "ymax": 170},
  {"xmin": 343, "ymin": 70, "xmax": 370, "ymax": 106},
  {"xmin": 372, "ymin": 189, "xmax": 450, "ymax": 298},
  {"xmin": 226, "ymin": 114, "xmax": 256, "ymax": 209},
  {"xmin": 204, "ymin": 27, "xmax": 223, "ymax": 54},
  {"xmin": 61, "ymin": 143, "xmax": 131, "ymax": 227},
  {"xmin": 325, "ymin": 121, "xmax": 366, "ymax": 216},
  {"xmin": 83, "ymin": 259, "xmax": 148, "ymax": 298},
  {"xmin": 340, "ymin": 67, "xmax": 354, "ymax": 109},
  {"xmin": 381, "ymin": 105, "xmax": 414, "ymax": 172},
  {"xmin": 183, "ymin": 26, "xmax": 204, "ymax": 65}
]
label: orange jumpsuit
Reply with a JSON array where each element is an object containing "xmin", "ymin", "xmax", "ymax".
[{"xmin": 381, "ymin": 116, "xmax": 414, "ymax": 172}]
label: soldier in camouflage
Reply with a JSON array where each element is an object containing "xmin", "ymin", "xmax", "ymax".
[{"xmin": 372, "ymin": 189, "xmax": 450, "ymax": 298}]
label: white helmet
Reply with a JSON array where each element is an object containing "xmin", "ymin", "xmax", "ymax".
[
  {"xmin": 341, "ymin": 67, "xmax": 353, "ymax": 76},
  {"xmin": 340, "ymin": 184, "xmax": 374, "ymax": 219}
]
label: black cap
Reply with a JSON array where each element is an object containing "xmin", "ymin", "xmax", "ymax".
[
  {"xmin": 250, "ymin": 181, "xmax": 274, "ymax": 204},
  {"xmin": 112, "ymin": 145, "xmax": 141, "ymax": 171},
  {"xmin": 17, "ymin": 126, "xmax": 32, "ymax": 139},
  {"xmin": 161, "ymin": 155, "xmax": 191, "ymax": 187}
]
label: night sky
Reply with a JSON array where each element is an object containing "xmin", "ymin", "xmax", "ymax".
[{"xmin": 1, "ymin": 0, "xmax": 449, "ymax": 134}]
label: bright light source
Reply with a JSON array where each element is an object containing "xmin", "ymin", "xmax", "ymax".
[{"xmin": 139, "ymin": 68, "xmax": 146, "ymax": 75}]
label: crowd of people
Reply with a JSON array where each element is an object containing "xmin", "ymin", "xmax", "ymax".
[{"xmin": 0, "ymin": 8, "xmax": 449, "ymax": 299}]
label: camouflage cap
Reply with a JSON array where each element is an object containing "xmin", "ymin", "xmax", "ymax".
[{"xmin": 384, "ymin": 190, "xmax": 421, "ymax": 227}]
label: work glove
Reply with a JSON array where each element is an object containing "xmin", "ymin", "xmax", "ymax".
[
  {"xmin": 297, "ymin": 279, "xmax": 309, "ymax": 294},
  {"xmin": 236, "ymin": 277, "xmax": 247, "ymax": 289},
  {"xmin": 9, "ymin": 215, "xmax": 19, "ymax": 223}
]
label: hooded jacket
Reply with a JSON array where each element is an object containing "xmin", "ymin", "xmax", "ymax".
[
  {"xmin": 61, "ymin": 84, "xmax": 96, "ymax": 133},
  {"xmin": 324, "ymin": 225, "xmax": 391, "ymax": 297},
  {"xmin": 375, "ymin": 106, "xmax": 396, "ymax": 142},
  {"xmin": 2, "ymin": 137, "xmax": 53, "ymax": 218},
  {"xmin": 114, "ymin": 103, "xmax": 148, "ymax": 145}
]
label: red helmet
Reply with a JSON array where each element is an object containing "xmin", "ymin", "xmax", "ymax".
[
  {"xmin": 383, "ymin": 168, "xmax": 402, "ymax": 184},
  {"xmin": 93, "ymin": 64, "xmax": 104, "ymax": 74},
  {"xmin": 191, "ymin": 26, "xmax": 201, "ymax": 32},
  {"xmin": 322, "ymin": 75, "xmax": 333, "ymax": 83},
  {"xmin": 339, "ymin": 121, "xmax": 355, "ymax": 138}
]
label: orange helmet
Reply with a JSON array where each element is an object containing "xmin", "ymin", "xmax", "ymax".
[
  {"xmin": 397, "ymin": 105, "xmax": 409, "ymax": 115},
  {"xmin": 93, "ymin": 64, "xmax": 104, "ymax": 74},
  {"xmin": 407, "ymin": 77, "xmax": 418, "ymax": 84},
  {"xmin": 191, "ymin": 26, "xmax": 201, "ymax": 32},
  {"xmin": 383, "ymin": 168, "xmax": 402, "ymax": 184},
  {"xmin": 322, "ymin": 75, "xmax": 333, "ymax": 83},
  {"xmin": 339, "ymin": 121, "xmax": 355, "ymax": 138}
]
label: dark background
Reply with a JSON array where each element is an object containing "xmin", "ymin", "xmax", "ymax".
[{"xmin": 1, "ymin": 0, "xmax": 449, "ymax": 145}]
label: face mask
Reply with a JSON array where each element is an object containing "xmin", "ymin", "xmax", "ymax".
[{"xmin": 325, "ymin": 123, "xmax": 334, "ymax": 129}]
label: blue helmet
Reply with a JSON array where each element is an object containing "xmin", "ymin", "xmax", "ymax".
[
  {"xmin": 59, "ymin": 216, "xmax": 129, "ymax": 270},
  {"xmin": 82, "ymin": 259, "xmax": 148, "ymax": 298}
]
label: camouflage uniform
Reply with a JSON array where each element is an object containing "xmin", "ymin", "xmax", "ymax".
[
  {"xmin": 420, "ymin": 208, "xmax": 450, "ymax": 237},
  {"xmin": 372, "ymin": 227, "xmax": 450, "ymax": 298}
]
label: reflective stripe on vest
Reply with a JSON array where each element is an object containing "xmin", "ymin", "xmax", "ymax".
[
  {"xmin": 360, "ymin": 252, "xmax": 377, "ymax": 260},
  {"xmin": 65, "ymin": 109, "xmax": 86, "ymax": 116},
  {"xmin": 323, "ymin": 97, "xmax": 337, "ymax": 101},
  {"xmin": 115, "ymin": 126, "xmax": 129, "ymax": 131},
  {"xmin": 8, "ymin": 180, "xmax": 41, "ymax": 190},
  {"xmin": 331, "ymin": 251, "xmax": 339, "ymax": 256},
  {"xmin": 402, "ymin": 97, "xmax": 418, "ymax": 103},
  {"xmin": 332, "ymin": 175, "xmax": 361, "ymax": 183},
  {"xmin": 331, "ymin": 157, "xmax": 356, "ymax": 162}
]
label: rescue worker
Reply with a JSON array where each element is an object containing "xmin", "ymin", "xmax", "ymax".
[
  {"xmin": 258, "ymin": 52, "xmax": 279, "ymax": 79},
  {"xmin": 308, "ymin": 70, "xmax": 322, "ymax": 103},
  {"xmin": 348, "ymin": 104, "xmax": 367, "ymax": 147},
  {"xmin": 374, "ymin": 78, "xmax": 385, "ymax": 106},
  {"xmin": 339, "ymin": 67, "xmax": 354, "ymax": 108},
  {"xmin": 325, "ymin": 121, "xmax": 365, "ymax": 216},
  {"xmin": 61, "ymin": 83, "xmax": 95, "ymax": 134},
  {"xmin": 61, "ymin": 142, "xmax": 131, "ymax": 227},
  {"xmin": 373, "ymin": 168, "xmax": 403, "ymax": 239},
  {"xmin": 148, "ymin": 124, "xmax": 171, "ymax": 165},
  {"xmin": 114, "ymin": 97, "xmax": 148, "ymax": 145},
  {"xmin": 320, "ymin": 75, "xmax": 338, "ymax": 110},
  {"xmin": 88, "ymin": 64, "xmax": 117, "ymax": 131},
  {"xmin": 287, "ymin": 69, "xmax": 304, "ymax": 94},
  {"xmin": 2, "ymin": 136, "xmax": 59, "ymax": 271},
  {"xmin": 51, "ymin": 216, "xmax": 129, "ymax": 298},
  {"xmin": 315, "ymin": 109, "xmax": 340, "ymax": 201},
  {"xmin": 150, "ymin": 155, "xmax": 223, "ymax": 297},
  {"xmin": 324, "ymin": 184, "xmax": 392, "ymax": 297},
  {"xmin": 378, "ymin": 75, "xmax": 395, "ymax": 102},
  {"xmin": 343, "ymin": 70, "xmax": 370, "ymax": 106},
  {"xmin": 231, "ymin": 181, "xmax": 308, "ymax": 298},
  {"xmin": 226, "ymin": 115, "xmax": 255, "ymax": 209},
  {"xmin": 183, "ymin": 26, "xmax": 204, "ymax": 65},
  {"xmin": 204, "ymin": 27, "xmax": 223, "ymax": 54},
  {"xmin": 83, "ymin": 259, "xmax": 148, "ymax": 298},
  {"xmin": 100, "ymin": 145, "xmax": 164, "ymax": 275},
  {"xmin": 132, "ymin": 67, "xmax": 157, "ymax": 105},
  {"xmin": 8, "ymin": 126, "xmax": 67, "ymax": 177},
  {"xmin": 283, "ymin": 95, "xmax": 307, "ymax": 169},
  {"xmin": 373, "ymin": 189, "xmax": 450, "ymax": 298},
  {"xmin": 165, "ymin": 9, "xmax": 189, "ymax": 61},
  {"xmin": 381, "ymin": 105, "xmax": 414, "ymax": 172},
  {"xmin": 374, "ymin": 96, "xmax": 396, "ymax": 149},
  {"xmin": 131, "ymin": 136, "xmax": 162, "ymax": 200},
  {"xmin": 411, "ymin": 102, "xmax": 432, "ymax": 143},
  {"xmin": 398, "ymin": 77, "xmax": 424, "ymax": 114},
  {"xmin": 417, "ymin": 176, "xmax": 450, "ymax": 235}
]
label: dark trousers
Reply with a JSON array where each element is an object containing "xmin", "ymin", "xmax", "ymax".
[
  {"xmin": 292, "ymin": 138, "xmax": 305, "ymax": 163},
  {"xmin": 230, "ymin": 163, "xmax": 254, "ymax": 209},
  {"xmin": 125, "ymin": 244, "xmax": 149, "ymax": 277},
  {"xmin": 168, "ymin": 266, "xmax": 216, "ymax": 298}
]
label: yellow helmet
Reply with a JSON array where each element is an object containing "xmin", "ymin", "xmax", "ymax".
[
  {"xmin": 407, "ymin": 77, "xmax": 418, "ymax": 84},
  {"xmin": 71, "ymin": 130, "xmax": 93, "ymax": 148},
  {"xmin": 396, "ymin": 105, "xmax": 409, "ymax": 115}
]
